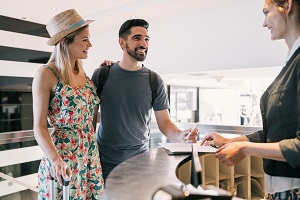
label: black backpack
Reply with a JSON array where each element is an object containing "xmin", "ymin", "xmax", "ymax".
[{"xmin": 95, "ymin": 65, "xmax": 159, "ymax": 106}]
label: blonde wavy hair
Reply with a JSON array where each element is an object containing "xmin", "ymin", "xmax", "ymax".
[{"xmin": 48, "ymin": 25, "xmax": 88, "ymax": 83}]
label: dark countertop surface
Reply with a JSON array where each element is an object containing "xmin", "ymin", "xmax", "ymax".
[
  {"xmin": 102, "ymin": 147, "xmax": 242, "ymax": 200},
  {"xmin": 105, "ymin": 147, "xmax": 187, "ymax": 200}
]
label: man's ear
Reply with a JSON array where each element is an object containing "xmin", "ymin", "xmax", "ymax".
[{"xmin": 119, "ymin": 38, "xmax": 125, "ymax": 50}]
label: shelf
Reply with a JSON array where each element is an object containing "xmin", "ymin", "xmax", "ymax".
[
  {"xmin": 251, "ymin": 177, "xmax": 264, "ymax": 198},
  {"xmin": 177, "ymin": 154, "xmax": 264, "ymax": 199},
  {"xmin": 234, "ymin": 173, "xmax": 244, "ymax": 178},
  {"xmin": 206, "ymin": 155, "xmax": 263, "ymax": 199},
  {"xmin": 204, "ymin": 176, "xmax": 216, "ymax": 185},
  {"xmin": 251, "ymin": 168, "xmax": 264, "ymax": 178},
  {"xmin": 251, "ymin": 191, "xmax": 265, "ymax": 200},
  {"xmin": 219, "ymin": 171, "xmax": 231, "ymax": 180}
]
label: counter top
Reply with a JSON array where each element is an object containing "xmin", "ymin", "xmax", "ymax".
[{"xmin": 105, "ymin": 148, "xmax": 188, "ymax": 200}]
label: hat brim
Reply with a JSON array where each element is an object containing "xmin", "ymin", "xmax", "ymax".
[{"xmin": 47, "ymin": 20, "xmax": 94, "ymax": 46}]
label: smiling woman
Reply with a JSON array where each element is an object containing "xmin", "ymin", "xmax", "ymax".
[
  {"xmin": 201, "ymin": 0, "xmax": 300, "ymax": 199},
  {"xmin": 32, "ymin": 9, "xmax": 104, "ymax": 200}
]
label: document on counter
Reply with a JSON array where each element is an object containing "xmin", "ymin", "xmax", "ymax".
[{"xmin": 158, "ymin": 142, "xmax": 217, "ymax": 155}]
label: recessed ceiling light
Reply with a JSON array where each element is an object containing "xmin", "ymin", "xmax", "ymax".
[
  {"xmin": 187, "ymin": 73, "xmax": 207, "ymax": 76},
  {"xmin": 94, "ymin": 24, "xmax": 98, "ymax": 27},
  {"xmin": 51, "ymin": 7, "xmax": 57, "ymax": 10},
  {"xmin": 131, "ymin": 15, "xmax": 136, "ymax": 18},
  {"xmin": 211, "ymin": 76, "xmax": 224, "ymax": 82}
]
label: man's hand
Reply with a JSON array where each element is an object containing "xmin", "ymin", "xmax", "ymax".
[
  {"xmin": 181, "ymin": 128, "xmax": 198, "ymax": 143},
  {"xmin": 100, "ymin": 60, "xmax": 114, "ymax": 67}
]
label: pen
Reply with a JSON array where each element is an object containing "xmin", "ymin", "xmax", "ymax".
[{"xmin": 184, "ymin": 122, "xmax": 199, "ymax": 142}]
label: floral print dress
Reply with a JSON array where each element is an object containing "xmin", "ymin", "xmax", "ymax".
[{"xmin": 37, "ymin": 66, "xmax": 104, "ymax": 200}]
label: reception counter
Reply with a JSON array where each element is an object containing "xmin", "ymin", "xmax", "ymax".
[
  {"xmin": 105, "ymin": 148, "xmax": 186, "ymax": 200},
  {"xmin": 0, "ymin": 123, "xmax": 262, "ymax": 199},
  {"xmin": 104, "ymin": 147, "xmax": 236, "ymax": 200}
]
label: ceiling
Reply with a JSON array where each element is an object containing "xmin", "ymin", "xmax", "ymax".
[
  {"xmin": 0, "ymin": 0, "xmax": 249, "ymax": 25},
  {"xmin": 0, "ymin": 0, "xmax": 284, "ymax": 88}
]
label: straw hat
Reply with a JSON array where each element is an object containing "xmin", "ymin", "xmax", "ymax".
[{"xmin": 46, "ymin": 9, "xmax": 94, "ymax": 46}]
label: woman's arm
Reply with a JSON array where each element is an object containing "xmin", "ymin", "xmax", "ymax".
[
  {"xmin": 215, "ymin": 141, "xmax": 285, "ymax": 166},
  {"xmin": 200, "ymin": 132, "xmax": 249, "ymax": 147},
  {"xmin": 32, "ymin": 67, "xmax": 71, "ymax": 185}
]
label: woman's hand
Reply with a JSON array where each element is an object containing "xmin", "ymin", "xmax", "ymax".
[
  {"xmin": 215, "ymin": 142, "xmax": 247, "ymax": 166},
  {"xmin": 200, "ymin": 132, "xmax": 227, "ymax": 147},
  {"xmin": 50, "ymin": 159, "xmax": 72, "ymax": 185}
]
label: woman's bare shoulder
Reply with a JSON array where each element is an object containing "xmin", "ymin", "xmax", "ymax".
[{"xmin": 33, "ymin": 64, "xmax": 59, "ymax": 89}]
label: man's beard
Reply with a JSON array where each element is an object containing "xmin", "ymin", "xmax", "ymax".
[{"xmin": 126, "ymin": 44, "xmax": 147, "ymax": 61}]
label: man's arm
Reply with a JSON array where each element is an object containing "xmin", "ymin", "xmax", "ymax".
[{"xmin": 154, "ymin": 110, "xmax": 198, "ymax": 143}]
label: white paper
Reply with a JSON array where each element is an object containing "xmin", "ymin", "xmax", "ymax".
[{"xmin": 158, "ymin": 142, "xmax": 217, "ymax": 153}]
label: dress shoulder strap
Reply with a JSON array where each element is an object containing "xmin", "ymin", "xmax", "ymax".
[{"xmin": 45, "ymin": 65, "xmax": 60, "ymax": 80}]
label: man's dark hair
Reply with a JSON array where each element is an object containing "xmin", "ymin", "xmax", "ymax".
[{"xmin": 118, "ymin": 19, "xmax": 149, "ymax": 39}]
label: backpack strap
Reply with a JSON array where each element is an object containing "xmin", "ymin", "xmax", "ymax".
[
  {"xmin": 97, "ymin": 66, "xmax": 111, "ymax": 100},
  {"xmin": 149, "ymin": 69, "xmax": 158, "ymax": 106}
]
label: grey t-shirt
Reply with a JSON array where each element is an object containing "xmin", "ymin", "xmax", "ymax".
[{"xmin": 92, "ymin": 63, "xmax": 169, "ymax": 164}]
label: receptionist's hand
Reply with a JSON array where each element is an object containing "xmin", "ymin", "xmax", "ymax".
[
  {"xmin": 200, "ymin": 132, "xmax": 227, "ymax": 147},
  {"xmin": 215, "ymin": 142, "xmax": 246, "ymax": 166}
]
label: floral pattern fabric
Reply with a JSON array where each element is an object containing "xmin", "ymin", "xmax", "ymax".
[
  {"xmin": 267, "ymin": 188, "xmax": 300, "ymax": 200},
  {"xmin": 37, "ymin": 66, "xmax": 103, "ymax": 200}
]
